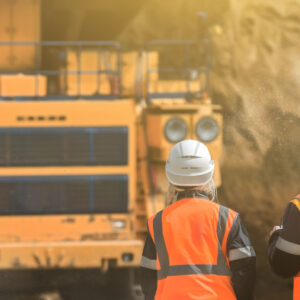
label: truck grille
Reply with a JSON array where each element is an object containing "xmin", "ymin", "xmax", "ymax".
[
  {"xmin": 0, "ymin": 127, "xmax": 128, "ymax": 166},
  {"xmin": 0, "ymin": 175, "xmax": 128, "ymax": 215}
]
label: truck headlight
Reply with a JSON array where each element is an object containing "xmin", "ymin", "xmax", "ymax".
[
  {"xmin": 195, "ymin": 117, "xmax": 219, "ymax": 142},
  {"xmin": 111, "ymin": 220, "xmax": 126, "ymax": 229},
  {"xmin": 164, "ymin": 117, "xmax": 188, "ymax": 143}
]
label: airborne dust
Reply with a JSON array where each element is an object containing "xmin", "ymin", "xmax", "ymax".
[{"xmin": 42, "ymin": 0, "xmax": 300, "ymax": 299}]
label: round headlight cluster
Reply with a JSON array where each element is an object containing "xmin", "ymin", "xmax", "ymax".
[
  {"xmin": 195, "ymin": 117, "xmax": 219, "ymax": 142},
  {"xmin": 164, "ymin": 117, "xmax": 187, "ymax": 143}
]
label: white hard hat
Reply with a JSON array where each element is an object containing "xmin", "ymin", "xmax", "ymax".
[{"xmin": 165, "ymin": 139, "xmax": 214, "ymax": 186}]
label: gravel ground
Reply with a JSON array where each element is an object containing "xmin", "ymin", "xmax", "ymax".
[
  {"xmin": 0, "ymin": 269, "xmax": 144, "ymax": 300},
  {"xmin": 0, "ymin": 290, "xmax": 143, "ymax": 300}
]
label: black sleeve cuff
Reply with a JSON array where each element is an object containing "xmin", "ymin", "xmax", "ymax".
[
  {"xmin": 230, "ymin": 257, "xmax": 256, "ymax": 300},
  {"xmin": 140, "ymin": 267, "xmax": 156, "ymax": 300}
]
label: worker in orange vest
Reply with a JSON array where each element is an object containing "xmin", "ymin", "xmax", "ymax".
[
  {"xmin": 268, "ymin": 195, "xmax": 300, "ymax": 300},
  {"xmin": 140, "ymin": 140, "xmax": 256, "ymax": 300}
]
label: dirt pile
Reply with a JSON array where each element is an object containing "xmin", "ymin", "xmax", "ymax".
[
  {"xmin": 212, "ymin": 0, "xmax": 300, "ymax": 167},
  {"xmin": 210, "ymin": 0, "xmax": 300, "ymax": 299}
]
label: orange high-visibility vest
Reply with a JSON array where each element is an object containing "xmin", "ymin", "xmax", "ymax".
[
  {"xmin": 148, "ymin": 197, "xmax": 238, "ymax": 300},
  {"xmin": 293, "ymin": 196, "xmax": 300, "ymax": 300},
  {"xmin": 295, "ymin": 273, "xmax": 300, "ymax": 300}
]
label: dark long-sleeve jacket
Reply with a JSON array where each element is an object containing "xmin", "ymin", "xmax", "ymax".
[
  {"xmin": 268, "ymin": 196, "xmax": 300, "ymax": 278},
  {"xmin": 140, "ymin": 192, "xmax": 256, "ymax": 300}
]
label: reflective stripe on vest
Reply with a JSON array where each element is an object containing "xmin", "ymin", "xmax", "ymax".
[
  {"xmin": 292, "ymin": 196, "xmax": 300, "ymax": 211},
  {"xmin": 293, "ymin": 196, "xmax": 300, "ymax": 300},
  {"xmin": 153, "ymin": 205, "xmax": 231, "ymax": 280},
  {"xmin": 294, "ymin": 273, "xmax": 300, "ymax": 300}
]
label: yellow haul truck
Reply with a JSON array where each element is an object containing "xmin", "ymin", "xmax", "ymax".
[{"xmin": 0, "ymin": 1, "xmax": 222, "ymax": 298}]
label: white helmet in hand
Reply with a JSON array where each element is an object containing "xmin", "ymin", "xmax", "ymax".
[{"xmin": 165, "ymin": 139, "xmax": 214, "ymax": 186}]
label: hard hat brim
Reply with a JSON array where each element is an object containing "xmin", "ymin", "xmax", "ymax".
[{"xmin": 166, "ymin": 165, "xmax": 214, "ymax": 187}]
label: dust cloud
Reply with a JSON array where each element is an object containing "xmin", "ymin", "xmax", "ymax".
[
  {"xmin": 211, "ymin": 0, "xmax": 300, "ymax": 299},
  {"xmin": 44, "ymin": 0, "xmax": 300, "ymax": 298}
]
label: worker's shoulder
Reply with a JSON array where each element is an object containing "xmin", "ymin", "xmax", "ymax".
[
  {"xmin": 217, "ymin": 202, "xmax": 238, "ymax": 217},
  {"xmin": 147, "ymin": 212, "xmax": 158, "ymax": 225},
  {"xmin": 147, "ymin": 208, "xmax": 164, "ymax": 223},
  {"xmin": 289, "ymin": 195, "xmax": 300, "ymax": 211}
]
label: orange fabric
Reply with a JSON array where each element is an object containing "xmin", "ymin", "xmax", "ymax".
[
  {"xmin": 291, "ymin": 199, "xmax": 300, "ymax": 211},
  {"xmin": 155, "ymin": 275, "xmax": 236, "ymax": 300},
  {"xmin": 148, "ymin": 198, "xmax": 237, "ymax": 300},
  {"xmin": 164, "ymin": 198, "xmax": 219, "ymax": 266},
  {"xmin": 292, "ymin": 195, "xmax": 300, "ymax": 300},
  {"xmin": 294, "ymin": 274, "xmax": 300, "ymax": 300}
]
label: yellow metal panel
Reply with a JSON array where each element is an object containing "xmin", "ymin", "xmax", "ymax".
[
  {"xmin": 64, "ymin": 74, "xmax": 111, "ymax": 96},
  {"xmin": 66, "ymin": 50, "xmax": 105, "ymax": 71},
  {"xmin": 10, "ymin": 0, "xmax": 40, "ymax": 41},
  {"xmin": 149, "ymin": 80, "xmax": 202, "ymax": 94},
  {"xmin": 63, "ymin": 50, "xmax": 112, "ymax": 95},
  {"xmin": 0, "ymin": 240, "xmax": 143, "ymax": 269},
  {"xmin": 63, "ymin": 51, "xmax": 159, "ymax": 97},
  {"xmin": 123, "ymin": 51, "xmax": 159, "ymax": 96},
  {"xmin": 0, "ymin": 166, "xmax": 130, "ymax": 177},
  {"xmin": 0, "ymin": 214, "xmax": 131, "ymax": 243},
  {"xmin": 145, "ymin": 114, "xmax": 163, "ymax": 149},
  {"xmin": 122, "ymin": 52, "xmax": 138, "ymax": 96},
  {"xmin": 0, "ymin": 100, "xmax": 135, "ymax": 127},
  {"xmin": 0, "ymin": 0, "xmax": 40, "ymax": 70},
  {"xmin": 148, "ymin": 101, "xmax": 213, "ymax": 112},
  {"xmin": 63, "ymin": 50, "xmax": 132, "ymax": 96},
  {"xmin": 146, "ymin": 52, "xmax": 159, "ymax": 70},
  {"xmin": 0, "ymin": 75, "xmax": 46, "ymax": 97}
]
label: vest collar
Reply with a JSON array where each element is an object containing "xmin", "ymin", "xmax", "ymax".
[{"xmin": 175, "ymin": 190, "xmax": 209, "ymax": 202}]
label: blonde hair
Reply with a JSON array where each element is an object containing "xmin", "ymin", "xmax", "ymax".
[{"xmin": 166, "ymin": 178, "xmax": 217, "ymax": 206}]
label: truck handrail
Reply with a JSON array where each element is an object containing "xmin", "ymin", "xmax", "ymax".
[
  {"xmin": 0, "ymin": 41, "xmax": 122, "ymax": 101},
  {"xmin": 145, "ymin": 39, "xmax": 212, "ymax": 104}
]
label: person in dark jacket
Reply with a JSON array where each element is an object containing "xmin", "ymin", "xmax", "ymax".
[
  {"xmin": 268, "ymin": 195, "xmax": 300, "ymax": 299},
  {"xmin": 140, "ymin": 140, "xmax": 256, "ymax": 300}
]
